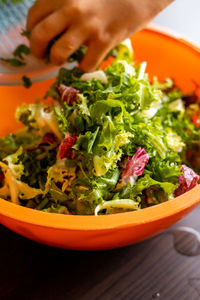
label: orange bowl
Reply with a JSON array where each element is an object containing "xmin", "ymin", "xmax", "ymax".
[{"xmin": 0, "ymin": 25, "xmax": 200, "ymax": 250}]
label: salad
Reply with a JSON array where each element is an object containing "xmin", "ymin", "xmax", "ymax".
[{"xmin": 0, "ymin": 40, "xmax": 199, "ymax": 215}]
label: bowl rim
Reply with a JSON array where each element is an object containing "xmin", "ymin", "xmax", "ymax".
[
  {"xmin": 148, "ymin": 23, "xmax": 200, "ymax": 52},
  {"xmin": 0, "ymin": 185, "xmax": 200, "ymax": 230},
  {"xmin": 0, "ymin": 24, "xmax": 200, "ymax": 231}
]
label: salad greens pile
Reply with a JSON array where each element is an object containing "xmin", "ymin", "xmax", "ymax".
[{"xmin": 0, "ymin": 39, "xmax": 199, "ymax": 215}]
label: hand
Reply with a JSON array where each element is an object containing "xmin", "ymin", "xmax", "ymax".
[{"xmin": 27, "ymin": 0, "xmax": 173, "ymax": 72}]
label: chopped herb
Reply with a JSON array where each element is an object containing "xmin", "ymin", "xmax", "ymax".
[
  {"xmin": 1, "ymin": 0, "xmax": 24, "ymax": 3},
  {"xmin": 22, "ymin": 75, "xmax": 32, "ymax": 88},
  {"xmin": 13, "ymin": 44, "xmax": 30, "ymax": 59},
  {"xmin": 0, "ymin": 43, "xmax": 30, "ymax": 67},
  {"xmin": 0, "ymin": 57, "xmax": 26, "ymax": 67},
  {"xmin": 21, "ymin": 29, "xmax": 31, "ymax": 40},
  {"xmin": 68, "ymin": 45, "xmax": 87, "ymax": 63}
]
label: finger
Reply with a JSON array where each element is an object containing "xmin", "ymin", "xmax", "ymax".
[
  {"xmin": 30, "ymin": 10, "xmax": 71, "ymax": 59},
  {"xmin": 50, "ymin": 27, "xmax": 87, "ymax": 65},
  {"xmin": 80, "ymin": 40, "xmax": 112, "ymax": 72},
  {"xmin": 27, "ymin": 0, "xmax": 58, "ymax": 32}
]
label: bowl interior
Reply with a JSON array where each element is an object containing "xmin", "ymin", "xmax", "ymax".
[
  {"xmin": 0, "ymin": 26, "xmax": 200, "ymax": 135},
  {"xmin": 0, "ymin": 25, "xmax": 200, "ymax": 230}
]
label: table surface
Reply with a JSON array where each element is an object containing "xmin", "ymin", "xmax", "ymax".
[
  {"xmin": 154, "ymin": 0, "xmax": 200, "ymax": 43},
  {"xmin": 1, "ymin": 1, "xmax": 200, "ymax": 299},
  {"xmin": 1, "ymin": 206, "xmax": 200, "ymax": 300}
]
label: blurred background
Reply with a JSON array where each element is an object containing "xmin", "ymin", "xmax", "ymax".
[{"xmin": 154, "ymin": 0, "xmax": 200, "ymax": 42}]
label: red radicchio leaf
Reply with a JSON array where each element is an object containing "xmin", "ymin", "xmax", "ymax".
[
  {"xmin": 59, "ymin": 133, "xmax": 78, "ymax": 159},
  {"xmin": 121, "ymin": 147, "xmax": 149, "ymax": 185},
  {"xmin": 42, "ymin": 133, "xmax": 57, "ymax": 144},
  {"xmin": 57, "ymin": 84, "xmax": 80, "ymax": 106},
  {"xmin": 0, "ymin": 171, "xmax": 4, "ymax": 184},
  {"xmin": 174, "ymin": 165, "xmax": 199, "ymax": 197},
  {"xmin": 27, "ymin": 133, "xmax": 57, "ymax": 152}
]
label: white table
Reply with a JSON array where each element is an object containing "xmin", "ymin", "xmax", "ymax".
[{"xmin": 154, "ymin": 0, "xmax": 200, "ymax": 42}]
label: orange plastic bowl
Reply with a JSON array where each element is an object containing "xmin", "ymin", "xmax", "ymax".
[{"xmin": 0, "ymin": 25, "xmax": 200, "ymax": 250}]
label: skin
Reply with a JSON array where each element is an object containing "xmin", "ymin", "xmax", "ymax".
[{"xmin": 27, "ymin": 0, "xmax": 173, "ymax": 72}]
